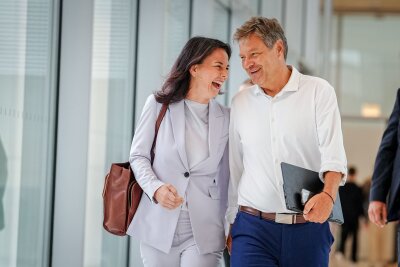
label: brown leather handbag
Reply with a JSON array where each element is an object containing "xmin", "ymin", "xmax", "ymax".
[{"xmin": 102, "ymin": 103, "xmax": 168, "ymax": 236}]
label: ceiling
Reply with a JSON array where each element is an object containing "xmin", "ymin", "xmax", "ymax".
[{"xmin": 330, "ymin": 0, "xmax": 400, "ymax": 14}]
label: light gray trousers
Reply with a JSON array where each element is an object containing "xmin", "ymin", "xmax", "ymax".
[{"xmin": 140, "ymin": 211, "xmax": 223, "ymax": 267}]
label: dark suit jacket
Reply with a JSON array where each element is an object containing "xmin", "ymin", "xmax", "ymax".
[{"xmin": 370, "ymin": 88, "xmax": 400, "ymax": 222}]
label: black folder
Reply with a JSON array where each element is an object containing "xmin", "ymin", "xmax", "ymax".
[{"xmin": 281, "ymin": 162, "xmax": 344, "ymax": 224}]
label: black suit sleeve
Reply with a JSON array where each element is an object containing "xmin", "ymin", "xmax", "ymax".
[{"xmin": 370, "ymin": 89, "xmax": 400, "ymax": 202}]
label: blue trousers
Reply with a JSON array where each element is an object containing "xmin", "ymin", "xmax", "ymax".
[{"xmin": 231, "ymin": 211, "xmax": 334, "ymax": 267}]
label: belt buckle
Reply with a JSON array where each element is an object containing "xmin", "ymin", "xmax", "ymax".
[{"xmin": 275, "ymin": 213, "xmax": 293, "ymax": 224}]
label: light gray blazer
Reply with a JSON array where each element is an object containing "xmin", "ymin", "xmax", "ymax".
[{"xmin": 127, "ymin": 95, "xmax": 230, "ymax": 254}]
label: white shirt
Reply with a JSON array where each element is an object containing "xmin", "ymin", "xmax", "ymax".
[
  {"xmin": 226, "ymin": 66, "xmax": 347, "ymax": 224},
  {"xmin": 182, "ymin": 99, "xmax": 209, "ymax": 210}
]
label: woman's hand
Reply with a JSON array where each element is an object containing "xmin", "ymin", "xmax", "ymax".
[{"xmin": 154, "ymin": 184, "xmax": 184, "ymax": 209}]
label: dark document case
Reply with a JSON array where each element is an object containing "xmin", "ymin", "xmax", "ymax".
[{"xmin": 281, "ymin": 162, "xmax": 344, "ymax": 224}]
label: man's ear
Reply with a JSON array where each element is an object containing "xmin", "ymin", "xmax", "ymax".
[{"xmin": 275, "ymin": 39, "xmax": 285, "ymax": 58}]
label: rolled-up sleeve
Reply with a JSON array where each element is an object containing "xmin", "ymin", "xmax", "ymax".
[
  {"xmin": 129, "ymin": 95, "xmax": 165, "ymax": 202},
  {"xmin": 315, "ymin": 84, "xmax": 347, "ymax": 184}
]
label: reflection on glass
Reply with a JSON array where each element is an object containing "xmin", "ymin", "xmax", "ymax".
[
  {"xmin": 0, "ymin": 0, "xmax": 58, "ymax": 266},
  {"xmin": 163, "ymin": 0, "xmax": 190, "ymax": 74},
  {"xmin": 212, "ymin": 1, "xmax": 230, "ymax": 105},
  {"xmin": 83, "ymin": 0, "xmax": 136, "ymax": 266},
  {"xmin": 212, "ymin": 1, "xmax": 229, "ymax": 42},
  {"xmin": 0, "ymin": 137, "xmax": 6, "ymax": 232}
]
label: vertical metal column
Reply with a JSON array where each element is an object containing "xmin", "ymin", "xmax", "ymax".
[
  {"xmin": 52, "ymin": 0, "xmax": 94, "ymax": 266},
  {"xmin": 322, "ymin": 0, "xmax": 332, "ymax": 80}
]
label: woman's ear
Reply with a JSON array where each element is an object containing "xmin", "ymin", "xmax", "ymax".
[{"xmin": 189, "ymin": 64, "xmax": 198, "ymax": 77}]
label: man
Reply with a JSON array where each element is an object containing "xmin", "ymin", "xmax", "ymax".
[
  {"xmin": 336, "ymin": 166, "xmax": 365, "ymax": 262},
  {"xmin": 369, "ymin": 89, "xmax": 400, "ymax": 265},
  {"xmin": 226, "ymin": 17, "xmax": 347, "ymax": 267}
]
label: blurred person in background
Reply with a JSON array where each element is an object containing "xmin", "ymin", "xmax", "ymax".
[{"xmin": 336, "ymin": 166, "xmax": 365, "ymax": 262}]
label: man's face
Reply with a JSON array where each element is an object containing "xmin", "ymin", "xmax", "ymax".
[{"xmin": 238, "ymin": 33, "xmax": 283, "ymax": 89}]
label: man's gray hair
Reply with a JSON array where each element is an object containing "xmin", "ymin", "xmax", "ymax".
[{"xmin": 234, "ymin": 16, "xmax": 288, "ymax": 60}]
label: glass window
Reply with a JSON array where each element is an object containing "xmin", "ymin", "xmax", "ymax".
[
  {"xmin": 212, "ymin": 1, "xmax": 230, "ymax": 42},
  {"xmin": 211, "ymin": 1, "xmax": 231, "ymax": 105},
  {"xmin": 135, "ymin": 0, "xmax": 190, "ymax": 123},
  {"xmin": 284, "ymin": 0, "xmax": 305, "ymax": 66},
  {"xmin": 163, "ymin": 0, "xmax": 191, "ymax": 75},
  {"xmin": 130, "ymin": 0, "xmax": 190, "ymax": 266},
  {"xmin": 0, "ymin": 0, "xmax": 59, "ymax": 266},
  {"xmin": 218, "ymin": 0, "xmax": 230, "ymax": 8},
  {"xmin": 331, "ymin": 14, "xmax": 400, "ymax": 118},
  {"xmin": 329, "ymin": 14, "xmax": 400, "ymax": 199},
  {"xmin": 261, "ymin": 0, "xmax": 282, "ymax": 20},
  {"xmin": 83, "ymin": 0, "xmax": 137, "ymax": 266}
]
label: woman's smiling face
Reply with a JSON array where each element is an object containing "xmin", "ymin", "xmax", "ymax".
[{"xmin": 188, "ymin": 48, "xmax": 229, "ymax": 102}]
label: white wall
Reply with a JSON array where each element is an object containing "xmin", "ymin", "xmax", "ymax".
[{"xmin": 342, "ymin": 120, "xmax": 386, "ymax": 184}]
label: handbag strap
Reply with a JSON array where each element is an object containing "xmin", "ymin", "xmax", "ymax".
[{"xmin": 150, "ymin": 103, "xmax": 168, "ymax": 164}]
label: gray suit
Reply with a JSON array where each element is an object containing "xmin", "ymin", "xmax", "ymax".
[{"xmin": 127, "ymin": 95, "xmax": 230, "ymax": 255}]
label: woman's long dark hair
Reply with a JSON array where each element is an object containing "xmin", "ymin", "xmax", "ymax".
[{"xmin": 155, "ymin": 36, "xmax": 231, "ymax": 104}]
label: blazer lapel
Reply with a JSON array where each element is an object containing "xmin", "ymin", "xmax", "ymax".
[{"xmin": 169, "ymin": 100, "xmax": 189, "ymax": 170}]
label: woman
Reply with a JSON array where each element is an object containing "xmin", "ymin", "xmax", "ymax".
[{"xmin": 127, "ymin": 37, "xmax": 231, "ymax": 267}]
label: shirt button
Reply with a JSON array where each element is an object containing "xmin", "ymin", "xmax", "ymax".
[{"xmin": 184, "ymin": 172, "xmax": 190, "ymax": 178}]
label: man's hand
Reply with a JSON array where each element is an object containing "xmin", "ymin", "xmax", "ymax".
[
  {"xmin": 226, "ymin": 224, "xmax": 232, "ymax": 254},
  {"xmin": 303, "ymin": 192, "xmax": 334, "ymax": 223},
  {"xmin": 154, "ymin": 184, "xmax": 183, "ymax": 209},
  {"xmin": 368, "ymin": 201, "xmax": 387, "ymax": 227},
  {"xmin": 303, "ymin": 171, "xmax": 341, "ymax": 223}
]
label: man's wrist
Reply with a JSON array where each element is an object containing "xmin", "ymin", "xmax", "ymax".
[{"xmin": 321, "ymin": 191, "xmax": 335, "ymax": 204}]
